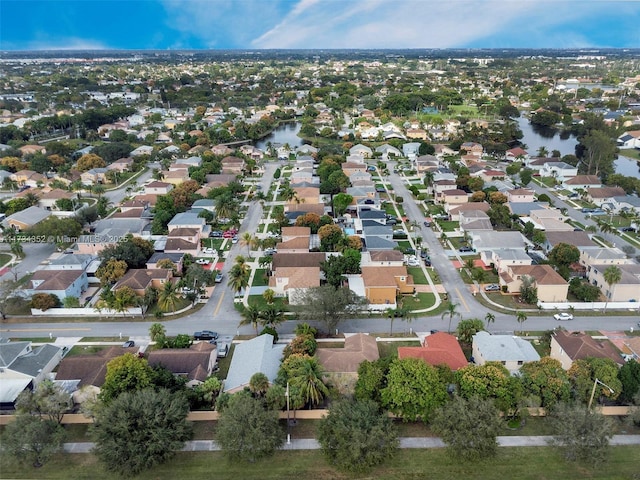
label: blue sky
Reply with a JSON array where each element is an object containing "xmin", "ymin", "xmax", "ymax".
[{"xmin": 1, "ymin": 0, "xmax": 638, "ymax": 51}]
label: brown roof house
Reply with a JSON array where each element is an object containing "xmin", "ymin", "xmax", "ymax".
[
  {"xmin": 165, "ymin": 228, "xmax": 201, "ymax": 255},
  {"xmin": 499, "ymin": 264, "xmax": 568, "ymax": 303},
  {"xmin": 114, "ymin": 268, "xmax": 173, "ymax": 296},
  {"xmin": 28, "ymin": 269, "xmax": 88, "ymax": 304},
  {"xmin": 221, "ymin": 156, "xmax": 245, "ymax": 174},
  {"xmin": 147, "ymin": 341, "xmax": 217, "ymax": 386},
  {"xmin": 54, "ymin": 347, "xmax": 139, "ymax": 389},
  {"xmin": 277, "ymin": 226, "xmax": 311, "ymax": 253},
  {"xmin": 398, "ymin": 332, "xmax": 468, "ymax": 371},
  {"xmin": 270, "ymin": 266, "xmax": 320, "ymax": 304},
  {"xmin": 586, "ymin": 186, "xmax": 626, "ymax": 207},
  {"xmin": 358, "ymin": 266, "xmax": 414, "ymax": 309},
  {"xmin": 316, "ymin": 333, "xmax": 380, "ymax": 395},
  {"xmin": 550, "ymin": 330, "xmax": 624, "ymax": 370},
  {"xmin": 439, "ymin": 189, "xmax": 468, "ymax": 212},
  {"xmin": 144, "ymin": 181, "xmax": 174, "ymax": 195}
]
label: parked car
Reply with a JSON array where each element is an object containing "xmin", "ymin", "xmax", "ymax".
[
  {"xmin": 553, "ymin": 312, "xmax": 574, "ymax": 321},
  {"xmin": 484, "ymin": 284, "xmax": 500, "ymax": 292},
  {"xmin": 122, "ymin": 340, "xmax": 135, "ymax": 348},
  {"xmin": 620, "ymin": 227, "xmax": 636, "ymax": 232},
  {"xmin": 231, "ymin": 236, "xmax": 239, "ymax": 244},
  {"xmin": 195, "ymin": 258, "xmax": 210, "ymax": 265},
  {"xmin": 420, "ymin": 251, "xmax": 430, "ymax": 259},
  {"xmin": 424, "ymin": 260, "xmax": 432, "ymax": 267},
  {"xmin": 194, "ymin": 330, "xmax": 218, "ymax": 341},
  {"xmin": 217, "ymin": 342, "xmax": 230, "ymax": 358},
  {"xmin": 423, "ymin": 221, "xmax": 431, "ymax": 227},
  {"xmin": 458, "ymin": 246, "xmax": 473, "ymax": 252},
  {"xmin": 215, "ymin": 273, "xmax": 223, "ymax": 283},
  {"xmin": 264, "ymin": 248, "xmax": 277, "ymax": 255},
  {"xmin": 210, "ymin": 230, "xmax": 222, "ymax": 238}
]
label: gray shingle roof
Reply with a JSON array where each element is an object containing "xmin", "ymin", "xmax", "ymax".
[
  {"xmin": 9, "ymin": 344, "xmax": 62, "ymax": 378},
  {"xmin": 473, "ymin": 331, "xmax": 540, "ymax": 363},
  {"xmin": 223, "ymin": 335, "xmax": 284, "ymax": 393}
]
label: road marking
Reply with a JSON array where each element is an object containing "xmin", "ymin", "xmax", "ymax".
[
  {"xmin": 214, "ymin": 291, "xmax": 225, "ymax": 317},
  {"xmin": 0, "ymin": 327, "xmax": 92, "ymax": 332},
  {"xmin": 455, "ymin": 288, "xmax": 471, "ymax": 312}
]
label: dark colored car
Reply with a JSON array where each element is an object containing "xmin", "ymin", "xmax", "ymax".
[
  {"xmin": 194, "ymin": 330, "xmax": 219, "ymax": 341},
  {"xmin": 423, "ymin": 221, "xmax": 431, "ymax": 227},
  {"xmin": 122, "ymin": 340, "xmax": 135, "ymax": 348},
  {"xmin": 459, "ymin": 246, "xmax": 473, "ymax": 252}
]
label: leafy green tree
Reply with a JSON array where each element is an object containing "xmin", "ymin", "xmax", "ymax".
[
  {"xmin": 354, "ymin": 357, "xmax": 393, "ymax": 406},
  {"xmin": 99, "ymin": 353, "xmax": 154, "ymax": 403},
  {"xmin": 15, "ymin": 380, "xmax": 73, "ymax": 425},
  {"xmin": 91, "ymin": 389, "xmax": 192, "ymax": 476},
  {"xmin": 28, "ymin": 216, "xmax": 83, "ymax": 242},
  {"xmin": 249, "ymin": 372, "xmax": 270, "ymax": 397},
  {"xmin": 519, "ymin": 357, "xmax": 571, "ymax": 408},
  {"xmin": 95, "ymin": 258, "xmax": 128, "ymax": 285},
  {"xmin": 548, "ymin": 402, "xmax": 614, "ymax": 466},
  {"xmin": 484, "ymin": 312, "xmax": 496, "ymax": 332},
  {"xmin": 618, "ymin": 359, "xmax": 640, "ymax": 403},
  {"xmin": 1, "ymin": 414, "xmax": 66, "ymax": 468},
  {"xmin": 99, "ymin": 235, "xmax": 154, "ymax": 269},
  {"xmin": 258, "ymin": 304, "xmax": 286, "ymax": 329},
  {"xmin": 456, "ymin": 318, "xmax": 484, "ymax": 344},
  {"xmin": 332, "ymin": 193, "xmax": 353, "ymax": 216},
  {"xmin": 456, "ymin": 362, "xmax": 523, "ymax": 416},
  {"xmin": 568, "ymin": 358, "xmax": 622, "ymax": 405},
  {"xmin": 215, "ymin": 394, "xmax": 284, "ymax": 463},
  {"xmin": 293, "ymin": 285, "xmax": 367, "ymax": 334},
  {"xmin": 432, "ymin": 396, "xmax": 502, "ymax": 462},
  {"xmin": 30, "ymin": 293, "xmax": 60, "ymax": 311},
  {"xmin": 149, "ymin": 322, "xmax": 166, "ymax": 342},
  {"xmin": 381, "ymin": 357, "xmax": 448, "ymax": 422},
  {"xmin": 318, "ymin": 399, "xmax": 399, "ymax": 473}
]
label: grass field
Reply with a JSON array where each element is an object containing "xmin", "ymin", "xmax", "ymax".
[{"xmin": 2, "ymin": 446, "xmax": 638, "ymax": 480}]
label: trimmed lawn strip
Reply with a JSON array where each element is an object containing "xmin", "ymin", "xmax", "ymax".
[
  {"xmin": 407, "ymin": 267, "xmax": 427, "ymax": 284},
  {"xmin": 251, "ymin": 269, "xmax": 269, "ymax": 287},
  {"xmin": 1, "ymin": 447, "xmax": 638, "ymax": 479},
  {"xmin": 402, "ymin": 292, "xmax": 436, "ymax": 311}
]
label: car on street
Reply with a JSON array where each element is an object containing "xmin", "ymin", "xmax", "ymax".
[
  {"xmin": 484, "ymin": 284, "xmax": 500, "ymax": 292},
  {"xmin": 231, "ymin": 236, "xmax": 239, "ymax": 244},
  {"xmin": 214, "ymin": 273, "xmax": 223, "ymax": 283},
  {"xmin": 554, "ymin": 312, "xmax": 574, "ymax": 321},
  {"xmin": 424, "ymin": 259, "xmax": 432, "ymax": 267},
  {"xmin": 194, "ymin": 330, "xmax": 219, "ymax": 341},
  {"xmin": 122, "ymin": 340, "xmax": 135, "ymax": 348},
  {"xmin": 458, "ymin": 246, "xmax": 473, "ymax": 252},
  {"xmin": 423, "ymin": 221, "xmax": 431, "ymax": 227}
]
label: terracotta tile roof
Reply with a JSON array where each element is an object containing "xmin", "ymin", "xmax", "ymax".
[
  {"xmin": 165, "ymin": 238, "xmax": 198, "ymax": 251},
  {"xmin": 553, "ymin": 330, "xmax": 624, "ymax": 366},
  {"xmin": 146, "ymin": 181, "xmax": 172, "ymax": 189},
  {"xmin": 39, "ymin": 188, "xmax": 73, "ymax": 200},
  {"xmin": 277, "ymin": 237, "xmax": 310, "ymax": 250},
  {"xmin": 398, "ymin": 332, "xmax": 468, "ymax": 370},
  {"xmin": 316, "ymin": 334, "xmax": 379, "ymax": 373},
  {"xmin": 281, "ymin": 226, "xmax": 311, "ymax": 237},
  {"xmin": 565, "ymin": 175, "xmax": 601, "ymax": 185},
  {"xmin": 112, "ymin": 208, "xmax": 144, "ymax": 218},
  {"xmin": 168, "ymin": 228, "xmax": 199, "ymax": 237},
  {"xmin": 369, "ymin": 250, "xmax": 404, "ymax": 262},
  {"xmin": 132, "ymin": 194, "xmax": 158, "ymax": 206}
]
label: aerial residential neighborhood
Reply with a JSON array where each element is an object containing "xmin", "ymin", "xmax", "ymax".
[{"xmin": 0, "ymin": 41, "xmax": 639, "ymax": 479}]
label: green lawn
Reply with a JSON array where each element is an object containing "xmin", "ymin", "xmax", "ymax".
[
  {"xmin": 619, "ymin": 148, "xmax": 640, "ymax": 161},
  {"xmin": 246, "ymin": 296, "xmax": 289, "ymax": 311},
  {"xmin": 402, "ymin": 293, "xmax": 436, "ymax": 311},
  {"xmin": 251, "ymin": 269, "xmax": 270, "ymax": 287},
  {"xmin": 0, "ymin": 252, "xmax": 12, "ymax": 268},
  {"xmin": 377, "ymin": 339, "xmax": 421, "ymax": 357},
  {"xmin": 5, "ymin": 445, "xmax": 637, "ymax": 479},
  {"xmin": 407, "ymin": 267, "xmax": 427, "ymax": 284},
  {"xmin": 437, "ymin": 220, "xmax": 459, "ymax": 232}
]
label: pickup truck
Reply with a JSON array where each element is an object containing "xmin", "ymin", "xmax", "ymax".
[{"xmin": 194, "ymin": 330, "xmax": 219, "ymax": 341}]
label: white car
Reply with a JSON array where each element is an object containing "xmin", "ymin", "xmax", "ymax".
[
  {"xmin": 195, "ymin": 259, "xmax": 210, "ymax": 265},
  {"xmin": 204, "ymin": 247, "xmax": 215, "ymax": 254},
  {"xmin": 554, "ymin": 312, "xmax": 574, "ymax": 321}
]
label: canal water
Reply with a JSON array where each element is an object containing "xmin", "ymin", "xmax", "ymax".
[{"xmin": 254, "ymin": 122, "xmax": 304, "ymax": 151}]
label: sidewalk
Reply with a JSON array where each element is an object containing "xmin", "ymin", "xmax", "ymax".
[{"xmin": 62, "ymin": 435, "xmax": 640, "ymax": 453}]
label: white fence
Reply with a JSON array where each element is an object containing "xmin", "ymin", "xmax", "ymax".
[
  {"xmin": 539, "ymin": 302, "xmax": 640, "ymax": 311},
  {"xmin": 31, "ymin": 307, "xmax": 143, "ymax": 317}
]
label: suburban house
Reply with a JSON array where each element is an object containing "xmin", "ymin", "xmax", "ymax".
[
  {"xmin": 349, "ymin": 144, "xmax": 372, "ymax": 158},
  {"xmin": 586, "ymin": 263, "xmax": 640, "ymax": 302},
  {"xmin": 221, "ymin": 156, "xmax": 245, "ymax": 174},
  {"xmin": 616, "ymin": 130, "xmax": 640, "ymax": 149},
  {"xmin": 146, "ymin": 342, "xmax": 217, "ymax": 386},
  {"xmin": 563, "ymin": 175, "xmax": 602, "ymax": 191},
  {"xmin": 439, "ymin": 189, "xmax": 469, "ymax": 211},
  {"xmin": 168, "ymin": 211, "xmax": 207, "ymax": 235},
  {"xmin": 113, "ymin": 269, "xmax": 173, "ymax": 296},
  {"xmin": 80, "ymin": 168, "xmax": 108, "ymax": 185},
  {"xmin": 144, "ymin": 181, "xmax": 174, "ymax": 195},
  {"xmin": 481, "ymin": 248, "xmax": 532, "ymax": 273},
  {"xmin": 499, "ymin": 264, "xmax": 568, "ymax": 302},
  {"xmin": 270, "ymin": 266, "xmax": 320, "ymax": 304},
  {"xmin": 550, "ymin": 330, "xmax": 624, "ymax": 370},
  {"xmin": 470, "ymin": 231, "xmax": 529, "ymax": 253},
  {"xmin": 2, "ymin": 205, "xmax": 51, "ymax": 231},
  {"xmin": 162, "ymin": 169, "xmax": 190, "ymax": 185},
  {"xmin": 506, "ymin": 188, "xmax": 535, "ymax": 203},
  {"xmin": 415, "ymin": 154, "xmax": 439, "ymax": 173},
  {"xmin": 27, "ymin": 269, "xmax": 89, "ymax": 301},
  {"xmin": 458, "ymin": 210, "xmax": 493, "ymax": 232},
  {"xmin": 406, "ymin": 127, "xmax": 428, "ymax": 140},
  {"xmin": 544, "ymin": 231, "xmax": 596, "ymax": 252},
  {"xmin": 357, "ymin": 266, "xmax": 414, "ymax": 308},
  {"xmin": 586, "ymin": 186, "xmax": 627, "ymax": 207},
  {"xmin": 223, "ymin": 334, "xmax": 285, "ymax": 393},
  {"xmin": 165, "ymin": 228, "xmax": 201, "ymax": 255},
  {"xmin": 106, "ymin": 157, "xmax": 134, "ymax": 173},
  {"xmin": 472, "ymin": 331, "xmax": 540, "ymax": 372},
  {"xmin": 18, "ymin": 144, "xmax": 46, "ymax": 156},
  {"xmin": 54, "ymin": 346, "xmax": 139, "ymax": 389},
  {"xmin": 316, "ymin": 334, "xmax": 379, "ymax": 394},
  {"xmin": 505, "ymin": 147, "xmax": 529, "ymax": 162},
  {"xmin": 0, "ymin": 339, "xmax": 64, "ymax": 408},
  {"xmin": 375, "ymin": 144, "xmax": 402, "ymax": 159},
  {"xmin": 398, "ymin": 332, "xmax": 468, "ymax": 371},
  {"xmin": 460, "ymin": 142, "xmax": 483, "ymax": 157},
  {"xmin": 146, "ymin": 252, "xmax": 184, "ymax": 272},
  {"xmin": 402, "ymin": 142, "xmax": 421, "ymax": 160},
  {"xmin": 448, "ymin": 202, "xmax": 490, "ymax": 222},
  {"xmin": 360, "ymin": 249, "xmax": 405, "ymax": 267},
  {"xmin": 341, "ymin": 161, "xmax": 367, "ymax": 177},
  {"xmin": 41, "ymin": 253, "xmax": 95, "ymax": 271},
  {"xmin": 579, "ymin": 247, "xmax": 632, "ymax": 269},
  {"xmin": 291, "ymin": 186, "xmax": 321, "ymax": 205},
  {"xmin": 527, "ymin": 209, "xmax": 572, "ymax": 231},
  {"xmin": 609, "ymin": 195, "xmax": 640, "ymax": 214},
  {"xmin": 539, "ymin": 161, "xmax": 577, "ymax": 182}
]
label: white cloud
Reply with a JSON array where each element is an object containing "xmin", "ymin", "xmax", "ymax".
[
  {"xmin": 25, "ymin": 37, "xmax": 109, "ymax": 51},
  {"xmin": 250, "ymin": 0, "xmax": 637, "ymax": 49}
]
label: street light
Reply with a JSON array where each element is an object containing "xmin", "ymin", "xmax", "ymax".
[
  {"xmin": 587, "ymin": 377, "xmax": 615, "ymax": 410},
  {"xmin": 285, "ymin": 381, "xmax": 291, "ymax": 445}
]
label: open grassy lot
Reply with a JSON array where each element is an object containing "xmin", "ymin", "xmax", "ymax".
[{"xmin": 2, "ymin": 447, "xmax": 638, "ymax": 480}]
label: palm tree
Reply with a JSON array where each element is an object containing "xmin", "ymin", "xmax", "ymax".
[
  {"xmin": 602, "ymin": 265, "xmax": 622, "ymax": 312},
  {"xmin": 259, "ymin": 304, "xmax": 286, "ymax": 329},
  {"xmin": 157, "ymin": 281, "xmax": 180, "ymax": 313},
  {"xmin": 91, "ymin": 184, "xmax": 106, "ymax": 198},
  {"xmin": 537, "ymin": 146, "xmax": 549, "ymax": 158},
  {"xmin": 239, "ymin": 304, "xmax": 261, "ymax": 335},
  {"xmin": 262, "ymin": 288, "xmax": 275, "ymax": 305},
  {"xmin": 441, "ymin": 302, "xmax": 461, "ymax": 333},
  {"xmin": 289, "ymin": 357, "xmax": 329, "ymax": 408},
  {"xmin": 149, "ymin": 322, "xmax": 166, "ymax": 342},
  {"xmin": 249, "ymin": 372, "xmax": 270, "ymax": 397},
  {"xmin": 10, "ymin": 241, "xmax": 24, "ymax": 259},
  {"xmin": 515, "ymin": 310, "xmax": 527, "ymax": 331},
  {"xmin": 228, "ymin": 259, "xmax": 250, "ymax": 297},
  {"xmin": 113, "ymin": 286, "xmax": 137, "ymax": 317},
  {"xmin": 241, "ymin": 232, "xmax": 253, "ymax": 256},
  {"xmin": 484, "ymin": 312, "xmax": 496, "ymax": 332}
]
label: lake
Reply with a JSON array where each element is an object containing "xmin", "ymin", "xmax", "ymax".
[
  {"xmin": 517, "ymin": 116, "xmax": 639, "ymax": 179},
  {"xmin": 254, "ymin": 122, "xmax": 304, "ymax": 151}
]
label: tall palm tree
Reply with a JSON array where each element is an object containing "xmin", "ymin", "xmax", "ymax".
[
  {"xmin": 289, "ymin": 357, "xmax": 329, "ymax": 408},
  {"xmin": 228, "ymin": 260, "xmax": 250, "ymax": 297},
  {"xmin": 602, "ymin": 265, "xmax": 622, "ymax": 312},
  {"xmin": 149, "ymin": 322, "xmax": 166, "ymax": 342},
  {"xmin": 241, "ymin": 232, "xmax": 253, "ymax": 256},
  {"xmin": 10, "ymin": 241, "xmax": 24, "ymax": 259},
  {"xmin": 484, "ymin": 312, "xmax": 496, "ymax": 332},
  {"xmin": 113, "ymin": 286, "xmax": 137, "ymax": 317},
  {"xmin": 441, "ymin": 302, "xmax": 461, "ymax": 334},
  {"xmin": 239, "ymin": 305, "xmax": 261, "ymax": 335},
  {"xmin": 157, "ymin": 281, "xmax": 180, "ymax": 313},
  {"xmin": 537, "ymin": 146, "xmax": 549, "ymax": 158},
  {"xmin": 259, "ymin": 304, "xmax": 286, "ymax": 329},
  {"xmin": 515, "ymin": 310, "xmax": 527, "ymax": 330},
  {"xmin": 92, "ymin": 184, "xmax": 106, "ymax": 198}
]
